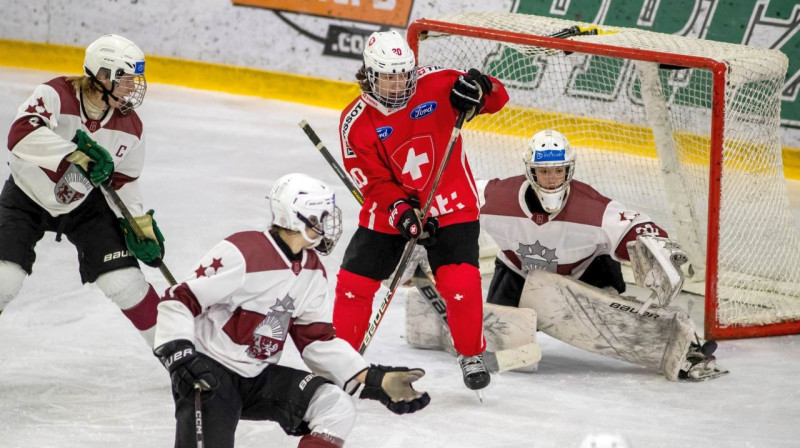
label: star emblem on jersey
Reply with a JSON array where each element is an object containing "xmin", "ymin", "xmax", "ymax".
[
  {"xmin": 195, "ymin": 257, "xmax": 224, "ymax": 278},
  {"xmin": 619, "ymin": 211, "xmax": 640, "ymax": 222},
  {"xmin": 249, "ymin": 294, "xmax": 295, "ymax": 360},
  {"xmin": 25, "ymin": 97, "xmax": 51, "ymax": 120},
  {"xmin": 516, "ymin": 240, "xmax": 558, "ymax": 272}
]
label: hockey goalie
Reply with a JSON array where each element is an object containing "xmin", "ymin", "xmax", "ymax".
[{"xmin": 406, "ymin": 130, "xmax": 727, "ymax": 381}]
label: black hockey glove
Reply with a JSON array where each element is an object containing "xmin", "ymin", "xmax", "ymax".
[
  {"xmin": 449, "ymin": 68, "xmax": 493, "ymax": 120},
  {"xmin": 417, "ymin": 215, "xmax": 439, "ymax": 247},
  {"xmin": 360, "ymin": 365, "xmax": 430, "ymax": 415},
  {"xmin": 389, "ymin": 200, "xmax": 422, "ymax": 240},
  {"xmin": 154, "ymin": 339, "xmax": 219, "ymax": 397}
]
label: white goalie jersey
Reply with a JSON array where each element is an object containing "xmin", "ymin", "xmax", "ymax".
[
  {"xmin": 154, "ymin": 230, "xmax": 368, "ymax": 390},
  {"xmin": 479, "ymin": 175, "xmax": 666, "ymax": 280}
]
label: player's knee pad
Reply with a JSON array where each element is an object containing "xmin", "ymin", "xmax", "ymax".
[
  {"xmin": 303, "ymin": 384, "xmax": 357, "ymax": 442},
  {"xmin": 95, "ymin": 267, "xmax": 149, "ymax": 309},
  {"xmin": 0, "ymin": 260, "xmax": 27, "ymax": 310},
  {"xmin": 95, "ymin": 267, "xmax": 159, "ymax": 340}
]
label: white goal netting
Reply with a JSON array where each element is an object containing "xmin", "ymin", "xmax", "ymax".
[{"xmin": 411, "ymin": 12, "xmax": 800, "ymax": 338}]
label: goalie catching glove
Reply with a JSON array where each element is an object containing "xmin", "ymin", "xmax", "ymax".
[
  {"xmin": 359, "ymin": 364, "xmax": 431, "ymax": 415},
  {"xmin": 67, "ymin": 129, "xmax": 114, "ymax": 186},
  {"xmin": 627, "ymin": 235, "xmax": 689, "ymax": 308},
  {"xmin": 154, "ymin": 339, "xmax": 219, "ymax": 396},
  {"xmin": 450, "ymin": 68, "xmax": 493, "ymax": 121},
  {"xmin": 120, "ymin": 209, "xmax": 166, "ymax": 267}
]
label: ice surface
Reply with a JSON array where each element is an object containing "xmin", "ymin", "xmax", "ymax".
[{"xmin": 0, "ymin": 67, "xmax": 799, "ymax": 448}]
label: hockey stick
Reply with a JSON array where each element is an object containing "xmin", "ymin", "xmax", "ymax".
[
  {"xmin": 299, "ymin": 120, "xmax": 541, "ymax": 371},
  {"xmin": 95, "ymin": 183, "xmax": 178, "ymax": 286},
  {"xmin": 300, "ymin": 111, "xmax": 466, "ymax": 354},
  {"xmin": 97, "ymin": 183, "xmax": 205, "ymax": 445},
  {"xmin": 74, "ymin": 173, "xmax": 204, "ymax": 444}
]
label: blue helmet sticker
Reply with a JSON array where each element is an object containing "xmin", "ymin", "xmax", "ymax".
[
  {"xmin": 534, "ymin": 149, "xmax": 566, "ymax": 162},
  {"xmin": 410, "ymin": 101, "xmax": 437, "ymax": 120},
  {"xmin": 376, "ymin": 126, "xmax": 393, "ymax": 140},
  {"xmin": 134, "ymin": 61, "xmax": 145, "ymax": 75}
]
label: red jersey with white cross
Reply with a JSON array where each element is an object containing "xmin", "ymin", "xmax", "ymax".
[{"xmin": 339, "ymin": 66, "xmax": 509, "ymax": 233}]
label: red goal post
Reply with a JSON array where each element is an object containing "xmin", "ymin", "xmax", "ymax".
[{"xmin": 407, "ymin": 13, "xmax": 800, "ymax": 340}]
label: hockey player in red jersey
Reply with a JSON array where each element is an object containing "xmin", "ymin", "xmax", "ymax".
[
  {"xmin": 332, "ymin": 29, "xmax": 509, "ymax": 391},
  {"xmin": 477, "ymin": 129, "xmax": 725, "ymax": 381},
  {"xmin": 0, "ymin": 34, "xmax": 163, "ymax": 345},
  {"xmin": 153, "ymin": 173, "xmax": 430, "ymax": 448}
]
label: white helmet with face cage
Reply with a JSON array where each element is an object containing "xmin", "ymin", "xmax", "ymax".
[
  {"xmin": 363, "ymin": 30, "xmax": 418, "ymax": 109},
  {"xmin": 269, "ymin": 173, "xmax": 343, "ymax": 255},
  {"xmin": 522, "ymin": 129, "xmax": 576, "ymax": 213},
  {"xmin": 83, "ymin": 34, "xmax": 146, "ymax": 114}
]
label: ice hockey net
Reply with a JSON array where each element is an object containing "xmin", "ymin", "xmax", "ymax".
[{"xmin": 408, "ymin": 12, "xmax": 800, "ymax": 340}]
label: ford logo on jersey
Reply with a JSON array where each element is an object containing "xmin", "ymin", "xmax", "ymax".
[
  {"xmin": 410, "ymin": 101, "xmax": 437, "ymax": 120},
  {"xmin": 376, "ymin": 126, "xmax": 393, "ymax": 140},
  {"xmin": 534, "ymin": 149, "xmax": 566, "ymax": 161}
]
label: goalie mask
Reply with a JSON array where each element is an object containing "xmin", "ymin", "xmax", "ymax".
[
  {"xmin": 269, "ymin": 173, "xmax": 343, "ymax": 255},
  {"xmin": 84, "ymin": 34, "xmax": 147, "ymax": 114},
  {"xmin": 363, "ymin": 30, "xmax": 418, "ymax": 109},
  {"xmin": 523, "ymin": 129, "xmax": 576, "ymax": 213}
]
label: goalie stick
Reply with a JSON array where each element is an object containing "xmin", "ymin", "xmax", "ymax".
[{"xmin": 299, "ymin": 120, "xmax": 541, "ymax": 371}]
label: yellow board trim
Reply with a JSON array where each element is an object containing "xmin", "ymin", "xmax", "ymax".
[{"xmin": 1, "ymin": 38, "xmax": 798, "ymax": 179}]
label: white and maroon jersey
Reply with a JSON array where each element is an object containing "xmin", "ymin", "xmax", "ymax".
[
  {"xmin": 7, "ymin": 77, "xmax": 145, "ymax": 217},
  {"xmin": 339, "ymin": 66, "xmax": 509, "ymax": 233},
  {"xmin": 479, "ymin": 176, "xmax": 667, "ymax": 279},
  {"xmin": 154, "ymin": 230, "xmax": 368, "ymax": 389}
]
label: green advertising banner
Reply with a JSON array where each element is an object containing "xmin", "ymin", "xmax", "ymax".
[{"xmin": 513, "ymin": 0, "xmax": 800, "ymax": 130}]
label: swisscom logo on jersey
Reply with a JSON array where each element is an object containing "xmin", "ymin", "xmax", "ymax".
[
  {"xmin": 376, "ymin": 126, "xmax": 393, "ymax": 140},
  {"xmin": 410, "ymin": 101, "xmax": 437, "ymax": 120}
]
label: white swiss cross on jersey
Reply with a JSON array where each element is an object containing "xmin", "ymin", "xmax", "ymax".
[{"xmin": 391, "ymin": 135, "xmax": 435, "ymax": 191}]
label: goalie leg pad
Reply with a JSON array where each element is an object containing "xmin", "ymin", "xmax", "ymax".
[
  {"xmin": 405, "ymin": 287, "xmax": 538, "ymax": 371},
  {"xmin": 520, "ymin": 270, "xmax": 697, "ymax": 379}
]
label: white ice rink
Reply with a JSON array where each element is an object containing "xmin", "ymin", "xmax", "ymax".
[{"xmin": 1, "ymin": 67, "xmax": 799, "ymax": 448}]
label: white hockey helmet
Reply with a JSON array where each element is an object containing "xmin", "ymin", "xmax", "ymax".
[
  {"xmin": 579, "ymin": 433, "xmax": 631, "ymax": 448},
  {"xmin": 269, "ymin": 173, "xmax": 343, "ymax": 255},
  {"xmin": 84, "ymin": 34, "xmax": 147, "ymax": 114},
  {"xmin": 363, "ymin": 30, "xmax": 418, "ymax": 109},
  {"xmin": 523, "ymin": 129, "xmax": 576, "ymax": 213}
]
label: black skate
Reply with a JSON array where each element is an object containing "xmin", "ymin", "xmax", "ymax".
[
  {"xmin": 679, "ymin": 340, "xmax": 729, "ymax": 381},
  {"xmin": 458, "ymin": 353, "xmax": 491, "ymax": 390}
]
